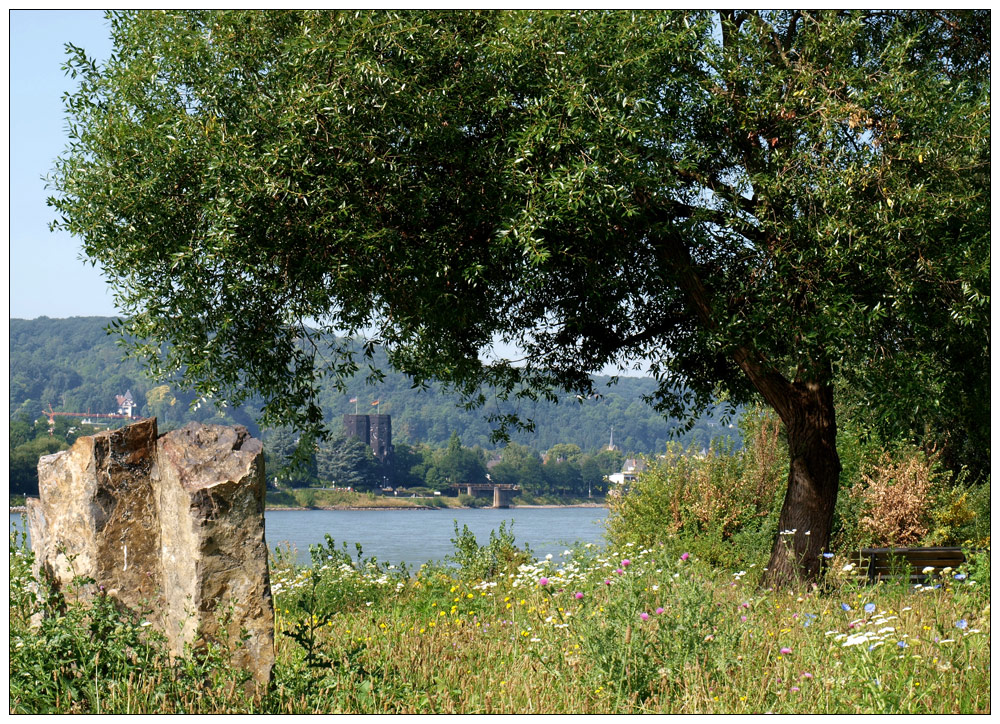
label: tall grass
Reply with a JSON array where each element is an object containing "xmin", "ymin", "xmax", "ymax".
[{"xmin": 9, "ymin": 525, "xmax": 990, "ymax": 714}]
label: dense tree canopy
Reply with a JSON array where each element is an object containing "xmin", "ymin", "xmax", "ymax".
[{"xmin": 50, "ymin": 10, "xmax": 989, "ymax": 582}]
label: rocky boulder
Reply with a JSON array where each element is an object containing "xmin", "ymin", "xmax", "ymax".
[{"xmin": 27, "ymin": 419, "xmax": 275, "ymax": 688}]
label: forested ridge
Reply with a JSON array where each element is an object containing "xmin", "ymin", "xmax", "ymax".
[{"xmin": 10, "ymin": 316, "xmax": 737, "ymax": 453}]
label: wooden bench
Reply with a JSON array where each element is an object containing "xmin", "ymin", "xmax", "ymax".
[{"xmin": 853, "ymin": 547, "xmax": 968, "ymax": 584}]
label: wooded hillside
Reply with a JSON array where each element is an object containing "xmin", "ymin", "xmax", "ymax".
[{"xmin": 10, "ymin": 317, "xmax": 738, "ymax": 453}]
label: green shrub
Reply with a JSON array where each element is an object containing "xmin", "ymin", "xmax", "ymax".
[
  {"xmin": 447, "ymin": 521, "xmax": 533, "ymax": 581},
  {"xmin": 266, "ymin": 489, "xmax": 299, "ymax": 507},
  {"xmin": 458, "ymin": 493, "xmax": 490, "ymax": 508},
  {"xmin": 835, "ymin": 444, "xmax": 990, "ymax": 550},
  {"xmin": 605, "ymin": 407, "xmax": 785, "ymax": 570}
]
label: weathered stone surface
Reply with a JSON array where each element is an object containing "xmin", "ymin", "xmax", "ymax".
[
  {"xmin": 153, "ymin": 422, "xmax": 274, "ymax": 686},
  {"xmin": 28, "ymin": 419, "xmax": 274, "ymax": 688},
  {"xmin": 28, "ymin": 418, "xmax": 160, "ymax": 607}
]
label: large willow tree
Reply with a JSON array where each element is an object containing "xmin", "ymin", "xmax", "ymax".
[{"xmin": 50, "ymin": 10, "xmax": 989, "ymax": 583}]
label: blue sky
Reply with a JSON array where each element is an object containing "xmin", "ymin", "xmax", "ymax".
[{"xmin": 10, "ymin": 10, "xmax": 116, "ymax": 319}]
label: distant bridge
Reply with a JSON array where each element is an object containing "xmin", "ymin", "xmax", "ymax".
[
  {"xmin": 43, "ymin": 404, "xmax": 138, "ymax": 431},
  {"xmin": 462, "ymin": 483, "xmax": 518, "ymax": 508}
]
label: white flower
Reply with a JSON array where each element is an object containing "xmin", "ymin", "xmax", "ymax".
[
  {"xmin": 842, "ymin": 633, "xmax": 873, "ymax": 647},
  {"xmin": 842, "ymin": 563, "xmax": 856, "ymax": 572},
  {"xmin": 545, "ymin": 554, "xmax": 553, "ymax": 561}
]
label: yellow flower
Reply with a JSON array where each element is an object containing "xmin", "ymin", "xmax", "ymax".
[{"xmin": 467, "ymin": 593, "xmax": 474, "ymax": 599}]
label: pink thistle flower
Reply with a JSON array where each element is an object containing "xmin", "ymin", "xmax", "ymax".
[
  {"xmin": 604, "ymin": 579, "xmax": 612, "ymax": 586},
  {"xmin": 680, "ymin": 552, "xmax": 690, "ymax": 561},
  {"xmin": 780, "ymin": 647, "xmax": 792, "ymax": 654},
  {"xmin": 640, "ymin": 612, "xmax": 650, "ymax": 621},
  {"xmin": 538, "ymin": 577, "xmax": 549, "ymax": 586},
  {"xmin": 802, "ymin": 672, "xmax": 813, "ymax": 679},
  {"xmin": 790, "ymin": 686, "xmax": 800, "ymax": 692},
  {"xmin": 574, "ymin": 592, "xmax": 584, "ymax": 600},
  {"xmin": 655, "ymin": 607, "xmax": 664, "ymax": 615},
  {"xmin": 622, "ymin": 559, "xmax": 631, "ymax": 567},
  {"xmin": 615, "ymin": 568, "xmax": 624, "ymax": 575},
  {"xmin": 741, "ymin": 615, "xmax": 748, "ymax": 622}
]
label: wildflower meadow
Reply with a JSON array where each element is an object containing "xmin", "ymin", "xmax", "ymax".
[{"xmin": 9, "ymin": 523, "xmax": 990, "ymax": 714}]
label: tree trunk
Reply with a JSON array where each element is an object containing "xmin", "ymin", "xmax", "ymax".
[{"xmin": 763, "ymin": 379, "xmax": 841, "ymax": 585}]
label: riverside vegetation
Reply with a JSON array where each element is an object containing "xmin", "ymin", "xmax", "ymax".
[{"xmin": 9, "ymin": 411, "xmax": 989, "ymax": 714}]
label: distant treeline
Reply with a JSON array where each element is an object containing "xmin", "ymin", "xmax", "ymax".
[{"xmin": 10, "ymin": 316, "xmax": 740, "ymax": 494}]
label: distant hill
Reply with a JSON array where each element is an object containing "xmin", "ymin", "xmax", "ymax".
[{"xmin": 9, "ymin": 316, "xmax": 739, "ymax": 454}]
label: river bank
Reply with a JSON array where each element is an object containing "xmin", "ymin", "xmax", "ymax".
[
  {"xmin": 11, "ymin": 502, "xmax": 607, "ymax": 514},
  {"xmin": 264, "ymin": 502, "xmax": 608, "ymax": 511}
]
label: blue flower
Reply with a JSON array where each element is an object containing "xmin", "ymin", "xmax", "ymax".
[
  {"xmin": 864, "ymin": 603, "xmax": 876, "ymax": 614},
  {"xmin": 841, "ymin": 603, "xmax": 851, "ymax": 612},
  {"xmin": 956, "ymin": 619, "xmax": 968, "ymax": 630},
  {"xmin": 954, "ymin": 573, "xmax": 967, "ymax": 581},
  {"xmin": 897, "ymin": 641, "xmax": 907, "ymax": 648},
  {"xmin": 822, "ymin": 552, "xmax": 834, "ymax": 559}
]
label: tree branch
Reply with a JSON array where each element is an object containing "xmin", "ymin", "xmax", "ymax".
[{"xmin": 647, "ymin": 224, "xmax": 797, "ymax": 421}]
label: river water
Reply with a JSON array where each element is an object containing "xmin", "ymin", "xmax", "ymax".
[{"xmin": 10, "ymin": 507, "xmax": 608, "ymax": 569}]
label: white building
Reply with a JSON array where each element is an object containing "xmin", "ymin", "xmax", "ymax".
[
  {"xmin": 116, "ymin": 390, "xmax": 136, "ymax": 417},
  {"xmin": 607, "ymin": 457, "xmax": 647, "ymax": 486}
]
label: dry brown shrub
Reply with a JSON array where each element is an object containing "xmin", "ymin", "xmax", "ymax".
[{"xmin": 852, "ymin": 450, "xmax": 936, "ymax": 546}]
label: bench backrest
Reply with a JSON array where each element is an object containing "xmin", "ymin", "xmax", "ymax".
[{"xmin": 855, "ymin": 547, "xmax": 967, "ymax": 583}]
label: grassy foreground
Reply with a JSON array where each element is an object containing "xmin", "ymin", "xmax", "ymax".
[{"xmin": 9, "ymin": 529, "xmax": 990, "ymax": 714}]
